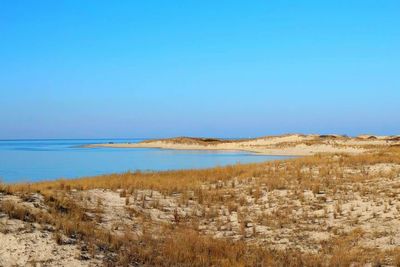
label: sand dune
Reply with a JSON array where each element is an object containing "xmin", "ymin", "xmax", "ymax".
[{"xmin": 86, "ymin": 134, "xmax": 400, "ymax": 156}]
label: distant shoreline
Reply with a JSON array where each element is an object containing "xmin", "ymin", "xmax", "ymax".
[
  {"xmin": 83, "ymin": 143, "xmax": 302, "ymax": 156},
  {"xmin": 84, "ymin": 134, "xmax": 400, "ymax": 156}
]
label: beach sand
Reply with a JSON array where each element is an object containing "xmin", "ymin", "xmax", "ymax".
[{"xmin": 85, "ymin": 134, "xmax": 400, "ymax": 156}]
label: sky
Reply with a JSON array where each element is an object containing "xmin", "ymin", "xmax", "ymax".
[{"xmin": 1, "ymin": 1, "xmax": 399, "ymax": 139}]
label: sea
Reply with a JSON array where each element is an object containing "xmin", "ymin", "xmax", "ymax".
[{"xmin": 0, "ymin": 139, "xmax": 288, "ymax": 183}]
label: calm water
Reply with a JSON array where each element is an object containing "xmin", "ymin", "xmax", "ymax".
[{"xmin": 0, "ymin": 139, "xmax": 287, "ymax": 183}]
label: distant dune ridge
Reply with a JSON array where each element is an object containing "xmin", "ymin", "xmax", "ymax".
[{"xmin": 86, "ymin": 133, "xmax": 400, "ymax": 156}]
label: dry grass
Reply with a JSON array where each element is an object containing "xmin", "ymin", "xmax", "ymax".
[
  {"xmin": 8, "ymin": 146, "xmax": 400, "ymax": 196},
  {"xmin": 2, "ymin": 146, "xmax": 400, "ymax": 266}
]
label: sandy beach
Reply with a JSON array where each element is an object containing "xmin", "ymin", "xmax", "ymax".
[
  {"xmin": 85, "ymin": 134, "xmax": 400, "ymax": 156},
  {"xmin": 3, "ymin": 143, "xmax": 400, "ymax": 266}
]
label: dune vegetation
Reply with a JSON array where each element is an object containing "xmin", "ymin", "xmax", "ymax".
[{"xmin": 1, "ymin": 144, "xmax": 400, "ymax": 266}]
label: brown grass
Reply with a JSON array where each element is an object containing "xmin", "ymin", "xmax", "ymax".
[
  {"xmin": 8, "ymin": 146, "xmax": 400, "ymax": 196},
  {"xmin": 1, "ymin": 146, "xmax": 400, "ymax": 266}
]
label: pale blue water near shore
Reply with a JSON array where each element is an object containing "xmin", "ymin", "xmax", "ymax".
[{"xmin": 0, "ymin": 139, "xmax": 288, "ymax": 183}]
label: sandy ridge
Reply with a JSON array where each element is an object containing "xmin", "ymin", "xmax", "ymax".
[{"xmin": 85, "ymin": 134, "xmax": 400, "ymax": 156}]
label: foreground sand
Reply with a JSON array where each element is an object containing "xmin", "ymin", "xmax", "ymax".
[
  {"xmin": 85, "ymin": 134, "xmax": 400, "ymax": 155},
  {"xmin": 2, "ymin": 135, "xmax": 400, "ymax": 266}
]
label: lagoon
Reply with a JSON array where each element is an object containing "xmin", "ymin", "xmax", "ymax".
[{"xmin": 0, "ymin": 139, "xmax": 288, "ymax": 183}]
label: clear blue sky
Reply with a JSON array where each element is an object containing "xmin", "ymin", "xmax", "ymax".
[{"xmin": 1, "ymin": 1, "xmax": 399, "ymax": 139}]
